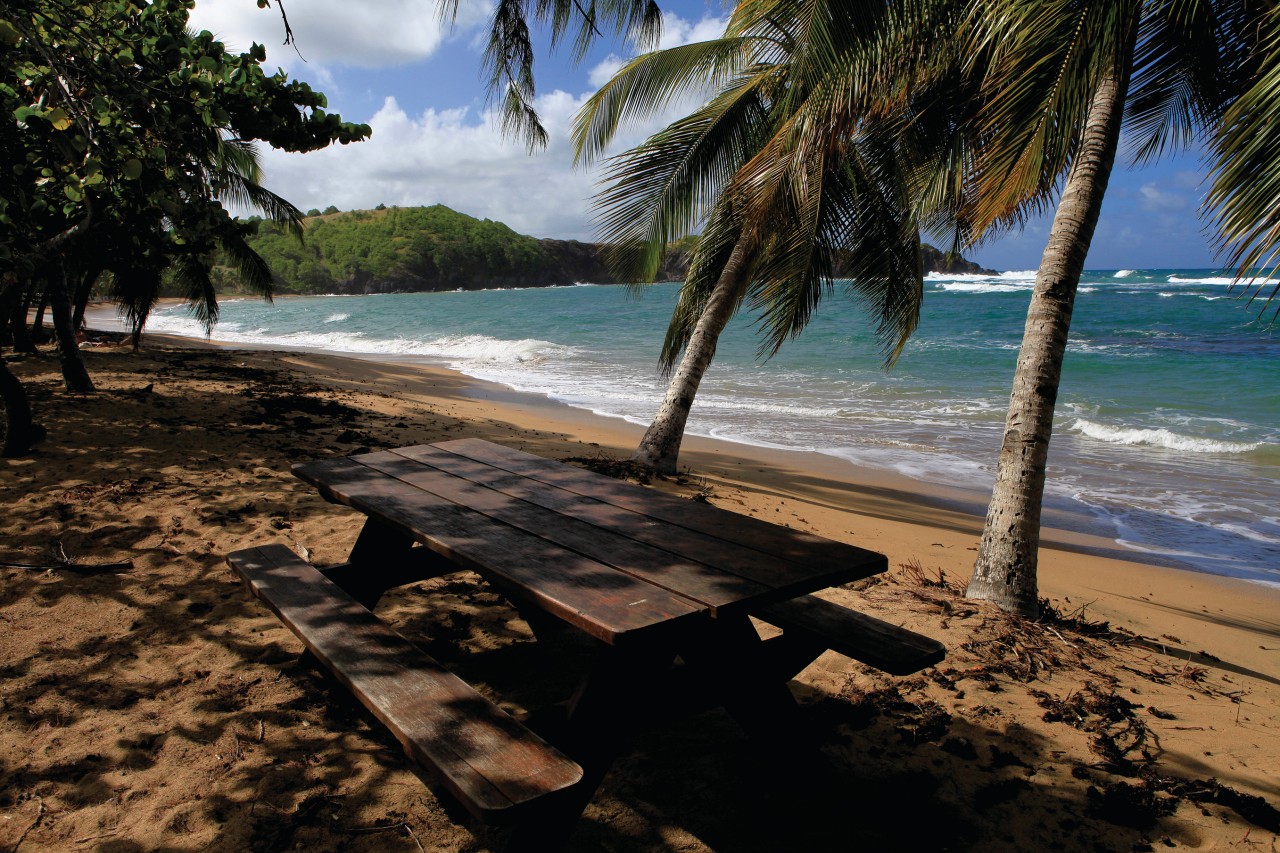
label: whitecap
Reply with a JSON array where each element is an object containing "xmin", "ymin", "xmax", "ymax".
[
  {"xmin": 1166, "ymin": 275, "xmax": 1238, "ymax": 286},
  {"xmin": 323, "ymin": 313, "xmax": 350, "ymax": 323},
  {"xmin": 933, "ymin": 282, "xmax": 1033, "ymax": 293},
  {"xmin": 1113, "ymin": 269, "xmax": 1135, "ymax": 278},
  {"xmin": 425, "ymin": 334, "xmax": 574, "ymax": 364},
  {"xmin": 926, "ymin": 269, "xmax": 1036, "ymax": 284},
  {"xmin": 1070, "ymin": 419, "xmax": 1262, "ymax": 453}
]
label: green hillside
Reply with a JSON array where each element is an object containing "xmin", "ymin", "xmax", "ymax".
[
  {"xmin": 227, "ymin": 204, "xmax": 994, "ymax": 295},
  {"xmin": 241, "ymin": 205, "xmax": 562, "ymax": 294}
]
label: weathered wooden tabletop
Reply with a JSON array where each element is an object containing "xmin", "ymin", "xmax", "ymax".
[{"xmin": 292, "ymin": 438, "xmax": 887, "ymax": 646}]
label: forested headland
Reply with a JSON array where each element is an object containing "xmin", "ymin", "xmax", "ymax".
[{"xmin": 223, "ymin": 204, "xmax": 994, "ymax": 295}]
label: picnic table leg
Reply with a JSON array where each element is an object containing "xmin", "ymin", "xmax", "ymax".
[
  {"xmin": 678, "ymin": 615, "xmax": 816, "ymax": 759},
  {"xmin": 323, "ymin": 518, "xmax": 435, "ymax": 609},
  {"xmin": 508, "ymin": 598, "xmax": 575, "ymax": 646},
  {"xmin": 505, "ymin": 641, "xmax": 678, "ymax": 852}
]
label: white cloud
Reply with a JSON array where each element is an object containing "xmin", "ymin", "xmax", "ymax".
[
  {"xmin": 657, "ymin": 12, "xmax": 730, "ymax": 48},
  {"xmin": 189, "ymin": 0, "xmax": 490, "ymax": 71},
  {"xmin": 588, "ymin": 13, "xmax": 728, "ymax": 88},
  {"xmin": 588, "ymin": 55, "xmax": 627, "ymax": 89},
  {"xmin": 256, "ymin": 92, "xmax": 607, "ymax": 239},
  {"xmin": 247, "ymin": 11, "xmax": 732, "ymax": 242},
  {"xmin": 1138, "ymin": 182, "xmax": 1188, "ymax": 212}
]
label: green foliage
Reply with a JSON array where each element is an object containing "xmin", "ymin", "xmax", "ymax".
[
  {"xmin": 1207, "ymin": 4, "xmax": 1280, "ymax": 316},
  {"xmin": 0, "ymin": 0, "xmax": 370, "ymax": 332},
  {"xmin": 225, "ymin": 205, "xmax": 558, "ymax": 293}
]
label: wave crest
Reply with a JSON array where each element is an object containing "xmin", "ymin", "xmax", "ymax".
[{"xmin": 1070, "ymin": 419, "xmax": 1262, "ymax": 453}]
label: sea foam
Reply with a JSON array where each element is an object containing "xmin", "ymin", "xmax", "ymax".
[
  {"xmin": 934, "ymin": 282, "xmax": 1031, "ymax": 293},
  {"xmin": 1166, "ymin": 275, "xmax": 1238, "ymax": 286},
  {"xmin": 1070, "ymin": 419, "xmax": 1262, "ymax": 453}
]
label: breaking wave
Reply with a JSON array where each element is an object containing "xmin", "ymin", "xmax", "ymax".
[{"xmin": 1070, "ymin": 419, "xmax": 1262, "ymax": 454}]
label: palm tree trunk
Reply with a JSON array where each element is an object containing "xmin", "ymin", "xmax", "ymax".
[
  {"xmin": 48, "ymin": 264, "xmax": 95, "ymax": 393},
  {"xmin": 632, "ymin": 237, "xmax": 753, "ymax": 474},
  {"xmin": 966, "ymin": 50, "xmax": 1133, "ymax": 618}
]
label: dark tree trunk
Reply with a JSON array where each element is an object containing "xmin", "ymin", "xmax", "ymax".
[
  {"xmin": 8, "ymin": 285, "xmax": 37, "ymax": 354},
  {"xmin": 71, "ymin": 265, "xmax": 102, "ymax": 332},
  {"xmin": 0, "ymin": 356, "xmax": 42, "ymax": 457},
  {"xmin": 30, "ymin": 284, "xmax": 51, "ymax": 344},
  {"xmin": 48, "ymin": 265, "xmax": 95, "ymax": 393}
]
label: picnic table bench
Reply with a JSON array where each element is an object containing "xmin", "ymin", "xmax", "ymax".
[{"xmin": 228, "ymin": 438, "xmax": 944, "ymax": 846}]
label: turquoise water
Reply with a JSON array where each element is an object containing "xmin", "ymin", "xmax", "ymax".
[{"xmin": 145, "ymin": 268, "xmax": 1280, "ymax": 584}]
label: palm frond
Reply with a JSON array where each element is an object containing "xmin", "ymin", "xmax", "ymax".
[
  {"xmin": 593, "ymin": 73, "xmax": 773, "ymax": 283},
  {"xmin": 1205, "ymin": 4, "xmax": 1280, "ymax": 319},
  {"xmin": 171, "ymin": 252, "xmax": 220, "ymax": 334},
  {"xmin": 108, "ymin": 267, "xmax": 162, "ymax": 341},
  {"xmin": 481, "ymin": 0, "xmax": 671, "ymax": 149},
  {"xmin": 962, "ymin": 0, "xmax": 1142, "ymax": 232},
  {"xmin": 218, "ymin": 226, "xmax": 276, "ymax": 300},
  {"xmin": 1125, "ymin": 0, "xmax": 1237, "ymax": 165},
  {"xmin": 572, "ymin": 38, "xmax": 759, "ymax": 165}
]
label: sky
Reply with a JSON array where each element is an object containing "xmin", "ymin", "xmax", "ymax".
[{"xmin": 189, "ymin": 0, "xmax": 1223, "ymax": 272}]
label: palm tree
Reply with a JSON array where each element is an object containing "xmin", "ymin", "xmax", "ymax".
[
  {"xmin": 1206, "ymin": 4, "xmax": 1280, "ymax": 316},
  {"xmin": 960, "ymin": 0, "xmax": 1259, "ymax": 616},
  {"xmin": 573, "ymin": 0, "xmax": 951, "ymax": 473},
  {"xmin": 109, "ymin": 135, "xmax": 301, "ymax": 348},
  {"xmin": 578, "ymin": 0, "xmax": 1262, "ymax": 614}
]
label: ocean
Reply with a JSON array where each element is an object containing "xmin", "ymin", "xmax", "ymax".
[{"xmin": 139, "ymin": 269, "xmax": 1280, "ymax": 586}]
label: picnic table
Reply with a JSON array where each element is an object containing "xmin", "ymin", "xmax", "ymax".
[{"xmin": 228, "ymin": 438, "xmax": 944, "ymax": 848}]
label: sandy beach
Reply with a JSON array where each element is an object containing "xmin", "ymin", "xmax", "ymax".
[{"xmin": 2, "ymin": 332, "xmax": 1277, "ymax": 851}]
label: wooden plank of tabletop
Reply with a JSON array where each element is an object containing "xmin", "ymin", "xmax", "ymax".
[
  {"xmin": 391, "ymin": 444, "xmax": 854, "ymax": 603},
  {"xmin": 355, "ymin": 450, "xmax": 769, "ymax": 615},
  {"xmin": 293, "ymin": 457, "xmax": 703, "ymax": 645},
  {"xmin": 432, "ymin": 439, "xmax": 886, "ymax": 586}
]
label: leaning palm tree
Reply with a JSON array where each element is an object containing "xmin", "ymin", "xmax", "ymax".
[
  {"xmin": 959, "ymin": 0, "xmax": 1260, "ymax": 616},
  {"xmin": 573, "ymin": 0, "xmax": 955, "ymax": 473}
]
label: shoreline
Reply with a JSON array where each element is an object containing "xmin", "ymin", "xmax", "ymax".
[
  {"xmin": 109, "ymin": 307, "xmax": 1241, "ymax": 583},
  {"xmin": 96, "ymin": 287, "xmax": 1280, "ymax": 590},
  {"xmin": 125, "ymin": 326, "xmax": 1280, "ymax": 662},
  {"xmin": 4, "ymin": 332, "xmax": 1277, "ymax": 849}
]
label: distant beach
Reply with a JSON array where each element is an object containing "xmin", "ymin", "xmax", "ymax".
[{"xmin": 115, "ymin": 268, "xmax": 1280, "ymax": 585}]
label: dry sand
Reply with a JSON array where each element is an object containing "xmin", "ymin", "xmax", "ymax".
[{"xmin": 1, "ymin": 333, "xmax": 1277, "ymax": 851}]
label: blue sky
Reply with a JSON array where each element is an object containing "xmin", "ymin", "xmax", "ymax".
[{"xmin": 191, "ymin": 0, "xmax": 1222, "ymax": 271}]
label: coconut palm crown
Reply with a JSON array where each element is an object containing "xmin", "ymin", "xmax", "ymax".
[{"xmin": 572, "ymin": 0, "xmax": 982, "ymax": 472}]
